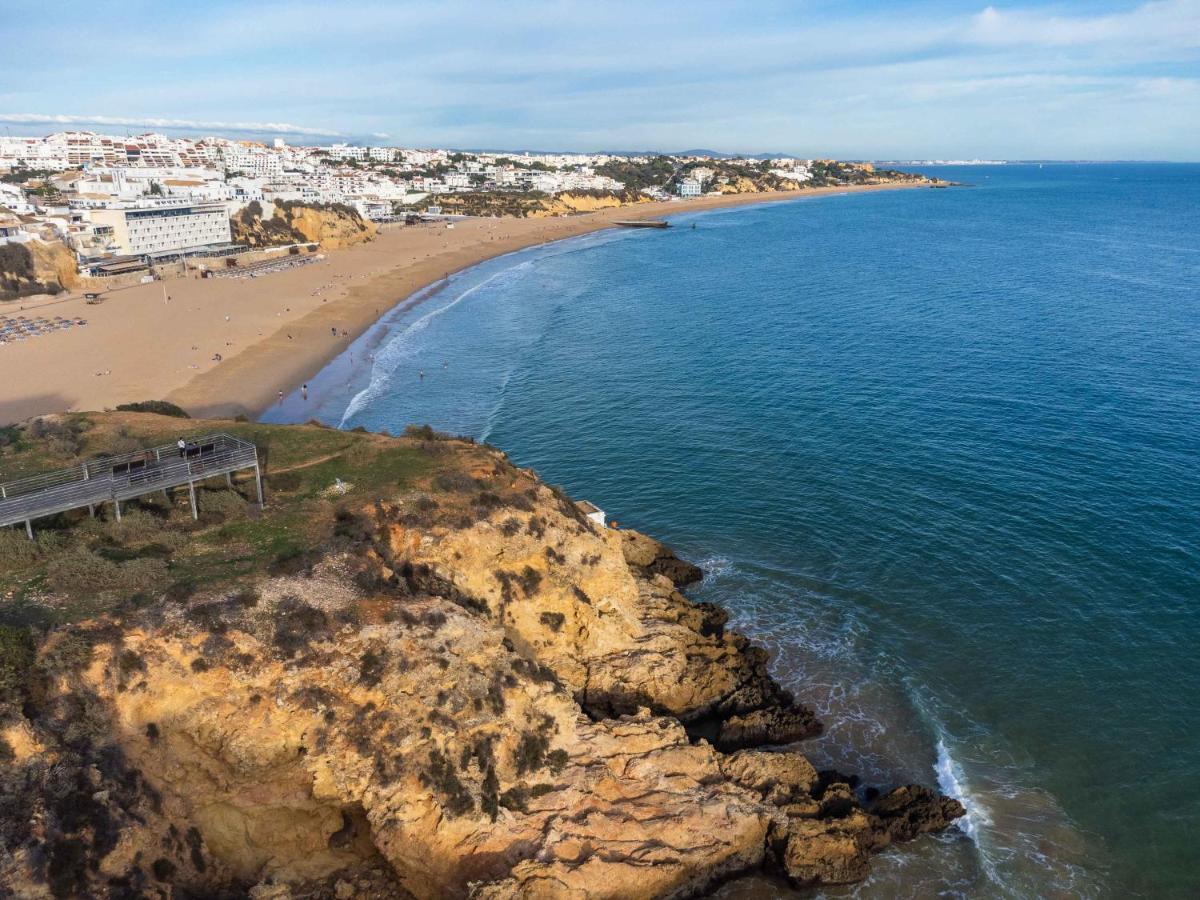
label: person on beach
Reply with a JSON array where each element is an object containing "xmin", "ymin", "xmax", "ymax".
[{"xmin": 278, "ymin": 390, "xmax": 284, "ymax": 404}]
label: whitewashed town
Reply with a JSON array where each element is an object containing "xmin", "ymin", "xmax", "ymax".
[{"xmin": 0, "ymin": 129, "xmax": 912, "ymax": 296}]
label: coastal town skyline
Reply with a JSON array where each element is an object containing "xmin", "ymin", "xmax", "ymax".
[{"xmin": 2, "ymin": 0, "xmax": 1198, "ymax": 160}]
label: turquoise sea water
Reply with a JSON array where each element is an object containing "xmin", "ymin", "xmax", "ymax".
[{"xmin": 265, "ymin": 165, "xmax": 1200, "ymax": 898}]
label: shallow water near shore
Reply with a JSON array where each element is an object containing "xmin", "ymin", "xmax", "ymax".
[{"xmin": 265, "ymin": 165, "xmax": 1200, "ymax": 898}]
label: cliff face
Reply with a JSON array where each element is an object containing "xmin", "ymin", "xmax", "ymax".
[
  {"xmin": 0, "ymin": 239, "xmax": 77, "ymax": 300},
  {"xmin": 421, "ymin": 191, "xmax": 650, "ymax": 218},
  {"xmin": 536, "ymin": 192, "xmax": 652, "ymax": 217},
  {"xmin": 285, "ymin": 205, "xmax": 377, "ymax": 250},
  {"xmin": 231, "ymin": 202, "xmax": 376, "ymax": 250},
  {"xmin": 0, "ymin": 415, "xmax": 962, "ymax": 899}
]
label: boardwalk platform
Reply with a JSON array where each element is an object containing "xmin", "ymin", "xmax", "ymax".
[{"xmin": 0, "ymin": 433, "xmax": 262, "ymax": 538}]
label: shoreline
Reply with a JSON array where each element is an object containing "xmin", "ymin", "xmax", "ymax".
[{"xmin": 0, "ymin": 182, "xmax": 927, "ymax": 425}]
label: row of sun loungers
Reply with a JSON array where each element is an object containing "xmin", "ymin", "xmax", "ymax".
[
  {"xmin": 209, "ymin": 254, "xmax": 318, "ymax": 280},
  {"xmin": 0, "ymin": 314, "xmax": 88, "ymax": 345}
]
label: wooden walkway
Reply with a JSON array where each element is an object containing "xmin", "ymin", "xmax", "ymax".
[{"xmin": 0, "ymin": 433, "xmax": 262, "ymax": 538}]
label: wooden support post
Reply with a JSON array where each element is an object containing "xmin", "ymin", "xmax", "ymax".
[
  {"xmin": 25, "ymin": 519, "xmax": 33, "ymax": 541},
  {"xmin": 188, "ymin": 482, "xmax": 198, "ymax": 520},
  {"xmin": 254, "ymin": 463, "xmax": 264, "ymax": 509},
  {"xmin": 225, "ymin": 472, "xmax": 233, "ymax": 488},
  {"xmin": 88, "ymin": 504, "xmax": 95, "ymax": 518},
  {"xmin": 114, "ymin": 499, "xmax": 122, "ymax": 521}
]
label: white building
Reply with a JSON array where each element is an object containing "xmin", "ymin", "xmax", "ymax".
[
  {"xmin": 770, "ymin": 166, "xmax": 812, "ymax": 183},
  {"xmin": 88, "ymin": 201, "xmax": 232, "ymax": 256},
  {"xmin": 226, "ymin": 150, "xmax": 282, "ymax": 179},
  {"xmin": 325, "ymin": 143, "xmax": 369, "ymax": 161},
  {"xmin": 0, "ymin": 183, "xmax": 35, "ymax": 215},
  {"xmin": 678, "ymin": 178, "xmax": 702, "ymax": 198}
]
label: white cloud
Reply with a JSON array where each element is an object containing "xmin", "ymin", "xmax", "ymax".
[
  {"xmin": 0, "ymin": 113, "xmax": 343, "ymax": 137},
  {"xmin": 966, "ymin": 0, "xmax": 1200, "ymax": 49}
]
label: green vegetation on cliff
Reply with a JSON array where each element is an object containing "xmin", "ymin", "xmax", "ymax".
[{"xmin": 0, "ymin": 414, "xmax": 434, "ymax": 633}]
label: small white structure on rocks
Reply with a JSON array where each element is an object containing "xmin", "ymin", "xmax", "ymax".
[{"xmin": 576, "ymin": 500, "xmax": 606, "ymax": 528}]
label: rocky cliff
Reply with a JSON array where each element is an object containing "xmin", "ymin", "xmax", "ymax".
[
  {"xmin": 0, "ymin": 414, "xmax": 962, "ymax": 899},
  {"xmin": 231, "ymin": 202, "xmax": 377, "ymax": 250},
  {"xmin": 0, "ymin": 239, "xmax": 78, "ymax": 300},
  {"xmin": 421, "ymin": 191, "xmax": 650, "ymax": 219}
]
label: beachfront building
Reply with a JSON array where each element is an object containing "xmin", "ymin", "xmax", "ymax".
[
  {"xmin": 678, "ymin": 178, "xmax": 702, "ymax": 198},
  {"xmin": 88, "ymin": 201, "xmax": 232, "ymax": 256}
]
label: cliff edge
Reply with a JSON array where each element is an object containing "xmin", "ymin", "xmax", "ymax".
[{"xmin": 0, "ymin": 414, "xmax": 962, "ymax": 898}]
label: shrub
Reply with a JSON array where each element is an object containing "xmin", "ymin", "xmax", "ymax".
[
  {"xmin": 116, "ymin": 649, "xmax": 145, "ymax": 679},
  {"xmin": 45, "ymin": 546, "xmax": 169, "ymax": 597},
  {"xmin": 114, "ymin": 401, "xmax": 190, "ymax": 418},
  {"xmin": 514, "ymin": 731, "xmax": 550, "ymax": 775},
  {"xmin": 359, "ymin": 650, "xmax": 385, "ymax": 687},
  {"xmin": 197, "ymin": 489, "xmax": 248, "ymax": 522},
  {"xmin": 517, "ymin": 566, "xmax": 542, "ymax": 596},
  {"xmin": 433, "ymin": 471, "xmax": 480, "ymax": 493},
  {"xmin": 539, "ymin": 612, "xmax": 565, "ymax": 632},
  {"xmin": 0, "ymin": 423, "xmax": 23, "ymax": 449},
  {"xmin": 27, "ymin": 417, "xmax": 84, "ymax": 456},
  {"xmin": 499, "ymin": 786, "xmax": 528, "ymax": 813},
  {"xmin": 106, "ymin": 508, "xmax": 173, "ymax": 546},
  {"xmin": 37, "ymin": 630, "xmax": 96, "ymax": 676},
  {"xmin": 0, "ymin": 625, "xmax": 34, "ymax": 708},
  {"xmin": 421, "ymin": 749, "xmax": 474, "ymax": 817},
  {"xmin": 0, "ymin": 529, "xmax": 65, "ymax": 572},
  {"xmin": 403, "ymin": 424, "xmax": 438, "ymax": 440},
  {"xmin": 151, "ymin": 858, "xmax": 176, "ymax": 881},
  {"xmin": 546, "ymin": 749, "xmax": 569, "ymax": 774},
  {"xmin": 272, "ymin": 596, "xmax": 330, "ymax": 659},
  {"xmin": 481, "ymin": 766, "xmax": 499, "ymax": 821}
]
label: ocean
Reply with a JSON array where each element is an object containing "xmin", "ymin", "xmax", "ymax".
[{"xmin": 264, "ymin": 164, "xmax": 1200, "ymax": 898}]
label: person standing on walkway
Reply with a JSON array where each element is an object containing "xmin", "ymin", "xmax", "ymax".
[{"xmin": 177, "ymin": 438, "xmax": 186, "ymax": 458}]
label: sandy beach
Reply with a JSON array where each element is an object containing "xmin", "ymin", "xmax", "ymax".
[{"xmin": 0, "ymin": 183, "xmax": 924, "ymax": 424}]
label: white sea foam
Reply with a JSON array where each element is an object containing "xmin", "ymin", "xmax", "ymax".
[
  {"xmin": 339, "ymin": 261, "xmax": 534, "ymax": 427},
  {"xmin": 696, "ymin": 554, "xmax": 734, "ymax": 582},
  {"xmin": 934, "ymin": 736, "xmax": 989, "ymax": 840}
]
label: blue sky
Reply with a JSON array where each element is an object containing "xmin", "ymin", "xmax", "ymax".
[{"xmin": 1, "ymin": 0, "xmax": 1197, "ymax": 158}]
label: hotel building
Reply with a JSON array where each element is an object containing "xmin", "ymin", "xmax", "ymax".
[{"xmin": 89, "ymin": 201, "xmax": 232, "ymax": 256}]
